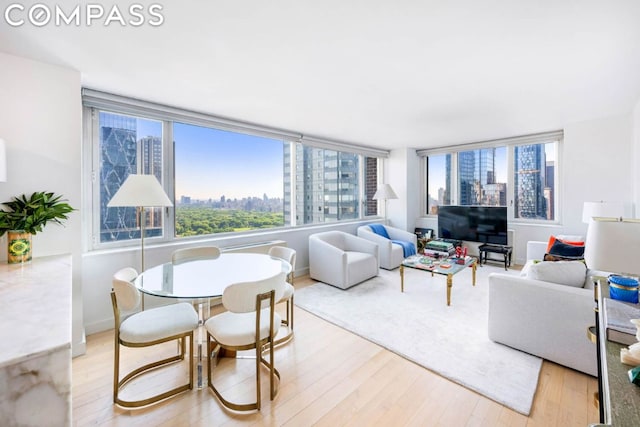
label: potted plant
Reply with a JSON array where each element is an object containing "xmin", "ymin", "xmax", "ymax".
[{"xmin": 0, "ymin": 192, "xmax": 74, "ymax": 263}]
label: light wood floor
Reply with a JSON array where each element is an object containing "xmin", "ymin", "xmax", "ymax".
[{"xmin": 73, "ymin": 275, "xmax": 599, "ymax": 426}]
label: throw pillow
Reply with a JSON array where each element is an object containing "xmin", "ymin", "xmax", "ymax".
[
  {"xmin": 548, "ymin": 239, "xmax": 586, "ymax": 258},
  {"xmin": 545, "ymin": 236, "xmax": 585, "ymax": 253},
  {"xmin": 526, "ymin": 260, "xmax": 587, "ymax": 288}
]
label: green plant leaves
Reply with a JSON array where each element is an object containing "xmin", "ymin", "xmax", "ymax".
[{"xmin": 0, "ymin": 191, "xmax": 74, "ymax": 236}]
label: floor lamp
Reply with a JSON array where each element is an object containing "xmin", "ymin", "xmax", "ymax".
[
  {"xmin": 108, "ymin": 174, "xmax": 173, "ymax": 308},
  {"xmin": 373, "ymin": 184, "xmax": 398, "ymax": 225}
]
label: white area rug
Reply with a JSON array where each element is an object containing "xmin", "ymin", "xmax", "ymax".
[{"xmin": 295, "ymin": 264, "xmax": 542, "ymax": 415}]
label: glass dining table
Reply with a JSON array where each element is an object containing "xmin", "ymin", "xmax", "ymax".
[{"xmin": 134, "ymin": 252, "xmax": 292, "ymax": 389}]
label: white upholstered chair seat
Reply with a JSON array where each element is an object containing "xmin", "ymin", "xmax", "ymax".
[
  {"xmin": 205, "ymin": 309, "xmax": 282, "ymax": 347},
  {"xmin": 119, "ymin": 302, "xmax": 198, "ymax": 344}
]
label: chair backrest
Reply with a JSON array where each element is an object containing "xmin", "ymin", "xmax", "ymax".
[
  {"xmin": 112, "ymin": 267, "xmax": 140, "ymax": 312},
  {"xmin": 172, "ymin": 246, "xmax": 221, "ymax": 265},
  {"xmin": 269, "ymin": 246, "xmax": 296, "ymax": 283},
  {"xmin": 312, "ymin": 231, "xmax": 347, "ymax": 250},
  {"xmin": 222, "ymin": 271, "xmax": 287, "ymax": 313},
  {"xmin": 268, "ymin": 246, "xmax": 296, "ymax": 271}
]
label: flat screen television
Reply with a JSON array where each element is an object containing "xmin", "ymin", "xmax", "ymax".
[{"xmin": 437, "ymin": 205, "xmax": 508, "ymax": 245}]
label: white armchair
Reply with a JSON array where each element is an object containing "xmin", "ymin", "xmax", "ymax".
[
  {"xmin": 309, "ymin": 231, "xmax": 379, "ymax": 289},
  {"xmin": 357, "ymin": 224, "xmax": 417, "ymax": 269}
]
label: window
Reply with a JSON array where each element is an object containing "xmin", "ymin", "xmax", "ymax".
[
  {"xmin": 174, "ymin": 122, "xmax": 286, "ymax": 237},
  {"xmin": 426, "ymin": 154, "xmax": 451, "ymax": 214},
  {"xmin": 84, "ymin": 90, "xmax": 385, "ymax": 249},
  {"xmin": 514, "ymin": 142, "xmax": 556, "ymax": 220},
  {"xmin": 422, "ymin": 132, "xmax": 560, "ymax": 222}
]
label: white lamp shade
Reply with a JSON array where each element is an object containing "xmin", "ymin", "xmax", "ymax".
[
  {"xmin": 107, "ymin": 174, "xmax": 173, "ymax": 208},
  {"xmin": 584, "ymin": 218, "xmax": 640, "ymax": 275},
  {"xmin": 373, "ymin": 184, "xmax": 398, "ymax": 200},
  {"xmin": 0, "ymin": 138, "xmax": 6, "ymax": 182},
  {"xmin": 582, "ymin": 201, "xmax": 624, "ymax": 223}
]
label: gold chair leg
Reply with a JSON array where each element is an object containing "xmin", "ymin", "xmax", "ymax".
[
  {"xmin": 114, "ymin": 332, "xmax": 194, "ymax": 408},
  {"xmin": 255, "ymin": 344, "xmax": 262, "ymax": 410}
]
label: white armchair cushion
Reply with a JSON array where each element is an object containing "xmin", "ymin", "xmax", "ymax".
[
  {"xmin": 525, "ymin": 260, "xmax": 587, "ymax": 288},
  {"xmin": 120, "ymin": 302, "xmax": 198, "ymax": 343}
]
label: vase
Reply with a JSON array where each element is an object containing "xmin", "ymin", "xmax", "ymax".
[{"xmin": 7, "ymin": 230, "xmax": 32, "ymax": 264}]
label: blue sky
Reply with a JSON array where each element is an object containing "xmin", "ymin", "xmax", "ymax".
[
  {"xmin": 172, "ymin": 123, "xmax": 284, "ymax": 200},
  {"xmin": 136, "ymin": 119, "xmax": 284, "ymax": 200}
]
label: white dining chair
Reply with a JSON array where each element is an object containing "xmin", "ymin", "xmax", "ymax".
[
  {"xmin": 111, "ymin": 267, "xmax": 199, "ymax": 408},
  {"xmin": 171, "ymin": 246, "xmax": 221, "ymax": 265},
  {"xmin": 268, "ymin": 246, "xmax": 296, "ymax": 345},
  {"xmin": 204, "ymin": 272, "xmax": 287, "ymax": 411},
  {"xmin": 171, "ymin": 245, "xmax": 223, "ymax": 313}
]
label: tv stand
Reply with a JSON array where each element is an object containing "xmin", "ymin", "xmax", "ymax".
[{"xmin": 478, "ymin": 244, "xmax": 512, "ymax": 270}]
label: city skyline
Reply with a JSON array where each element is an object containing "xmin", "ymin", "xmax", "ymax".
[
  {"xmin": 133, "ymin": 117, "xmax": 286, "ymax": 200},
  {"xmin": 428, "ymin": 144, "xmax": 555, "ymax": 203}
]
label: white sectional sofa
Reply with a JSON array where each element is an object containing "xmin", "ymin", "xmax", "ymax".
[{"xmin": 487, "ymin": 240, "xmax": 598, "ymax": 376}]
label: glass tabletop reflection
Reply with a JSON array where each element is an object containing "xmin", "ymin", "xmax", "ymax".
[{"xmin": 134, "ymin": 252, "xmax": 292, "ymax": 299}]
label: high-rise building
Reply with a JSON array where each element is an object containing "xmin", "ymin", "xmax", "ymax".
[
  {"xmin": 458, "ymin": 148, "xmax": 497, "ymax": 205},
  {"xmin": 514, "ymin": 144, "xmax": 547, "ymax": 219},
  {"xmin": 288, "ymin": 145, "xmax": 361, "ymax": 225},
  {"xmin": 99, "ymin": 113, "xmax": 164, "ymax": 241},
  {"xmin": 99, "ymin": 113, "xmax": 138, "ymax": 242}
]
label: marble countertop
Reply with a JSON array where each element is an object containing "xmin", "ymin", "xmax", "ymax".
[{"xmin": 0, "ymin": 255, "xmax": 72, "ymax": 368}]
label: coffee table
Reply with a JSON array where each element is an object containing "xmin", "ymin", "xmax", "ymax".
[{"xmin": 399, "ymin": 254, "xmax": 477, "ymax": 306}]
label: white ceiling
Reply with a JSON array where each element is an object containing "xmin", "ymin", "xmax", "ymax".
[{"xmin": 2, "ymin": 1, "xmax": 640, "ymax": 151}]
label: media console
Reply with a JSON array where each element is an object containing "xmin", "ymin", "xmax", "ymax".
[{"xmin": 478, "ymin": 244, "xmax": 512, "ymax": 270}]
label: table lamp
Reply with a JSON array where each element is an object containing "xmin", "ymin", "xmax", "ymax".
[
  {"xmin": 373, "ymin": 183, "xmax": 398, "ymax": 225},
  {"xmin": 582, "ymin": 201, "xmax": 625, "ymax": 223},
  {"xmin": 107, "ymin": 174, "xmax": 173, "ymax": 272},
  {"xmin": 584, "ymin": 217, "xmax": 640, "ymax": 277}
]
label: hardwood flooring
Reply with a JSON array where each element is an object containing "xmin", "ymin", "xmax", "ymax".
[{"xmin": 73, "ymin": 275, "xmax": 599, "ymax": 426}]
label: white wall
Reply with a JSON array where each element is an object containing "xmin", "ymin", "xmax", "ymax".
[
  {"xmin": 0, "ymin": 52, "xmax": 84, "ymax": 355},
  {"xmin": 633, "ymin": 99, "xmax": 640, "ymax": 210},
  {"xmin": 388, "ymin": 148, "xmax": 421, "ymax": 230},
  {"xmin": 412, "ymin": 112, "xmax": 636, "ymax": 265}
]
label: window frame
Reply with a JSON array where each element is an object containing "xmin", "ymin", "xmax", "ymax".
[
  {"xmin": 420, "ymin": 131, "xmax": 562, "ymax": 224},
  {"xmin": 82, "ymin": 89, "xmax": 387, "ymax": 251}
]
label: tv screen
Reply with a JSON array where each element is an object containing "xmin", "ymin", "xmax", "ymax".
[{"xmin": 437, "ymin": 206, "xmax": 508, "ymax": 245}]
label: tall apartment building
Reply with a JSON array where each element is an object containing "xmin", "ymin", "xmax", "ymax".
[
  {"xmin": 99, "ymin": 113, "xmax": 163, "ymax": 241},
  {"xmin": 514, "ymin": 144, "xmax": 547, "ymax": 219},
  {"xmin": 457, "ymin": 148, "xmax": 500, "ymax": 206},
  {"xmin": 286, "ymin": 145, "xmax": 361, "ymax": 225}
]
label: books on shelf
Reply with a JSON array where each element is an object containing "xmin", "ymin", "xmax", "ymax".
[{"xmin": 603, "ymin": 298, "xmax": 640, "ymax": 346}]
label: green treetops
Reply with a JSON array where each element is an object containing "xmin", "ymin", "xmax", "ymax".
[{"xmin": 0, "ymin": 191, "xmax": 74, "ymax": 236}]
